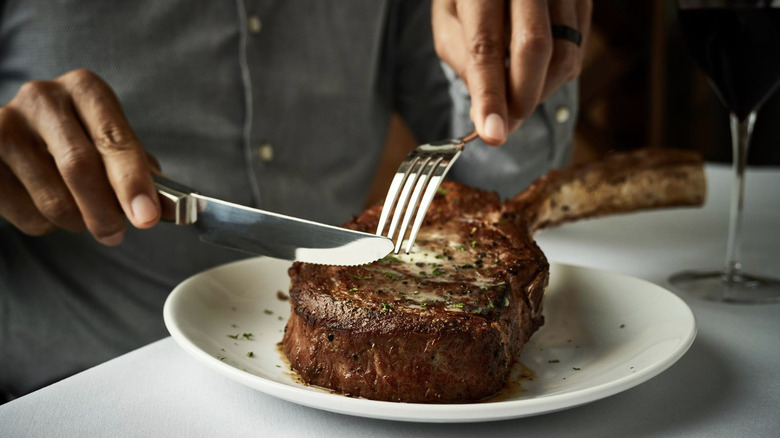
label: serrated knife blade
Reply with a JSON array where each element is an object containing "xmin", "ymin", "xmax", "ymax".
[{"xmin": 153, "ymin": 175, "xmax": 393, "ymax": 266}]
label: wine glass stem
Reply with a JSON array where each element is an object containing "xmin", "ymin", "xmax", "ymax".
[{"xmin": 724, "ymin": 112, "xmax": 756, "ymax": 282}]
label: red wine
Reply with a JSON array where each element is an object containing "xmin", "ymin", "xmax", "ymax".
[{"xmin": 678, "ymin": 7, "xmax": 780, "ymax": 120}]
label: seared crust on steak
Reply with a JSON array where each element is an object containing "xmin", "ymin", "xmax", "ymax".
[
  {"xmin": 282, "ymin": 148, "xmax": 705, "ymax": 403},
  {"xmin": 285, "ymin": 185, "xmax": 546, "ymax": 402}
]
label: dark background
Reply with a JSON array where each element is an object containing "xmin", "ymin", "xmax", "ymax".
[{"xmin": 574, "ymin": 0, "xmax": 780, "ymax": 166}]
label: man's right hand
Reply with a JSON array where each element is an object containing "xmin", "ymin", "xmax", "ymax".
[
  {"xmin": 432, "ymin": 0, "xmax": 592, "ymax": 145},
  {"xmin": 0, "ymin": 69, "xmax": 161, "ymax": 245}
]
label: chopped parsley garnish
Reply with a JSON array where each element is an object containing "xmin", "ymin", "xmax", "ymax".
[
  {"xmin": 263, "ymin": 309, "xmax": 273, "ymax": 315},
  {"xmin": 247, "ymin": 352, "xmax": 254, "ymax": 358},
  {"xmin": 487, "ymin": 301, "xmax": 496, "ymax": 309},
  {"xmin": 348, "ymin": 287, "xmax": 358, "ymax": 294},
  {"xmin": 242, "ymin": 333, "xmax": 254, "ymax": 340},
  {"xmin": 470, "ymin": 240, "xmax": 477, "ymax": 248},
  {"xmin": 456, "ymin": 245, "xmax": 466, "ymax": 251},
  {"xmin": 573, "ymin": 367, "xmax": 581, "ymax": 371},
  {"xmin": 432, "ymin": 267, "xmax": 446, "ymax": 276},
  {"xmin": 548, "ymin": 359, "xmax": 560, "ymax": 363},
  {"xmin": 381, "ymin": 302, "xmax": 393, "ymax": 311},
  {"xmin": 436, "ymin": 187, "xmax": 447, "ymax": 195},
  {"xmin": 380, "ymin": 269, "xmax": 402, "ymax": 280},
  {"xmin": 452, "ymin": 302, "xmax": 465, "ymax": 309},
  {"xmin": 227, "ymin": 334, "xmax": 239, "ymax": 339},
  {"xmin": 378, "ymin": 256, "xmax": 402, "ymax": 265}
]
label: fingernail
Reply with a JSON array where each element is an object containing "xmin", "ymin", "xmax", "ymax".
[
  {"xmin": 100, "ymin": 230, "xmax": 125, "ymax": 247},
  {"xmin": 484, "ymin": 113, "xmax": 506, "ymax": 142},
  {"xmin": 131, "ymin": 194, "xmax": 158, "ymax": 224}
]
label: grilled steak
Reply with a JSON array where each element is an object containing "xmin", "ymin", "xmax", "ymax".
[{"xmin": 282, "ymin": 148, "xmax": 706, "ymax": 403}]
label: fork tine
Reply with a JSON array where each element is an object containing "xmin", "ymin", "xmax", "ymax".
[
  {"xmin": 403, "ymin": 162, "xmax": 447, "ymax": 254},
  {"xmin": 376, "ymin": 129, "xmax": 474, "ymax": 254},
  {"xmin": 394, "ymin": 156, "xmax": 442, "ymax": 253},
  {"xmin": 387, "ymin": 156, "xmax": 430, "ymax": 243},
  {"xmin": 404, "ymin": 149, "xmax": 464, "ymax": 253},
  {"xmin": 375, "ymin": 157, "xmax": 417, "ymax": 236}
]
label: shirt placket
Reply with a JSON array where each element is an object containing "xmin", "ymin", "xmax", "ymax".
[{"xmin": 236, "ymin": 0, "xmax": 273, "ymax": 208}]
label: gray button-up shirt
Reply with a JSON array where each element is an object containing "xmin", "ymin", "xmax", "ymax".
[{"xmin": 0, "ymin": 0, "xmax": 576, "ymax": 400}]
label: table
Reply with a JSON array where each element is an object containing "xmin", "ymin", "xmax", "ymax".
[{"xmin": 2, "ymin": 164, "xmax": 779, "ymax": 437}]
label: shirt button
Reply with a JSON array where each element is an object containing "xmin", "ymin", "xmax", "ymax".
[
  {"xmin": 258, "ymin": 142, "xmax": 274, "ymax": 163},
  {"xmin": 248, "ymin": 15, "xmax": 262, "ymax": 34},
  {"xmin": 555, "ymin": 106, "xmax": 571, "ymax": 124}
]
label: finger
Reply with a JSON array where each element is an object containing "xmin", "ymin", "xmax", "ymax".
[
  {"xmin": 0, "ymin": 161, "xmax": 56, "ymax": 236},
  {"xmin": 507, "ymin": 0, "xmax": 553, "ymax": 122},
  {"xmin": 0, "ymin": 106, "xmax": 85, "ymax": 232},
  {"xmin": 14, "ymin": 78, "xmax": 128, "ymax": 245},
  {"xmin": 59, "ymin": 70, "xmax": 160, "ymax": 230},
  {"xmin": 540, "ymin": 0, "xmax": 586, "ymax": 102},
  {"xmin": 456, "ymin": 0, "xmax": 509, "ymax": 145},
  {"xmin": 431, "ymin": 0, "xmax": 469, "ymax": 77}
]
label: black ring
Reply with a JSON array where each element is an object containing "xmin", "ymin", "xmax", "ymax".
[{"xmin": 551, "ymin": 25, "xmax": 582, "ymax": 47}]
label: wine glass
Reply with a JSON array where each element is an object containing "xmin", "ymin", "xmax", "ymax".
[{"xmin": 668, "ymin": 0, "xmax": 780, "ymax": 303}]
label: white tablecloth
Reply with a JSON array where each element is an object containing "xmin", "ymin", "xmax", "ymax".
[{"xmin": 2, "ymin": 164, "xmax": 779, "ymax": 437}]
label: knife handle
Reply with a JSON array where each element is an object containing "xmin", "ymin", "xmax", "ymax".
[{"xmin": 153, "ymin": 174, "xmax": 198, "ymax": 225}]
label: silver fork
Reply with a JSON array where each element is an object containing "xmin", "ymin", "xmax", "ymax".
[{"xmin": 376, "ymin": 129, "xmax": 479, "ymax": 254}]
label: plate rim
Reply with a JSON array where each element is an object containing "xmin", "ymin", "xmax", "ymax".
[{"xmin": 163, "ymin": 258, "xmax": 697, "ymax": 423}]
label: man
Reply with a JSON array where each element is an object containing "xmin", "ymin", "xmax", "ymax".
[{"xmin": 0, "ymin": 0, "xmax": 590, "ymax": 401}]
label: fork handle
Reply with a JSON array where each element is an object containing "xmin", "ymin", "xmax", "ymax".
[{"xmin": 460, "ymin": 129, "xmax": 479, "ymax": 144}]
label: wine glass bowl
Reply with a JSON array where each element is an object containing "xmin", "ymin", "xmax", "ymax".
[{"xmin": 668, "ymin": 0, "xmax": 780, "ymax": 303}]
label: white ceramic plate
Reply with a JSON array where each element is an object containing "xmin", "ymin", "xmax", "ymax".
[{"xmin": 164, "ymin": 257, "xmax": 696, "ymax": 423}]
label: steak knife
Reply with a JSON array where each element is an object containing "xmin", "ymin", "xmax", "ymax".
[{"xmin": 153, "ymin": 175, "xmax": 393, "ymax": 266}]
